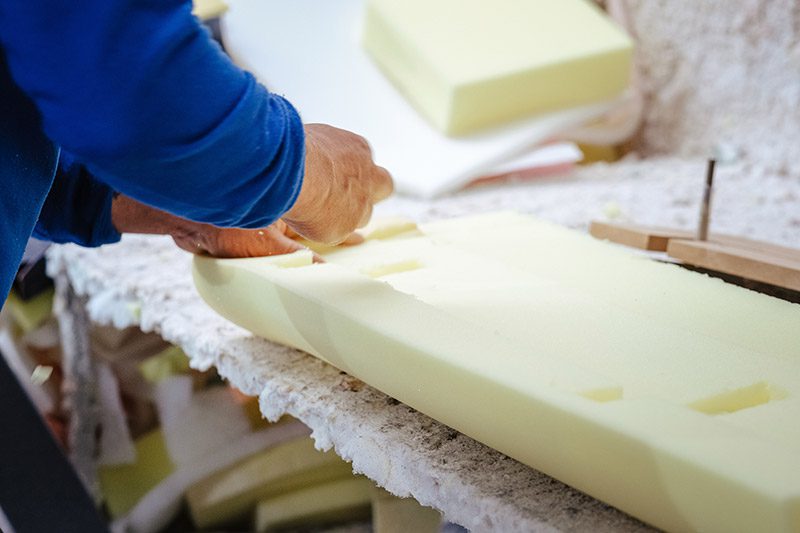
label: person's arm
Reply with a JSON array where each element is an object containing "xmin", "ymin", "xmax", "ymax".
[
  {"xmin": 32, "ymin": 127, "xmax": 385, "ymax": 256},
  {"xmin": 32, "ymin": 157, "xmax": 332, "ymax": 258},
  {"xmin": 111, "ymin": 194, "xmax": 325, "ymax": 258},
  {"xmin": 0, "ymin": 1, "xmax": 391, "ymax": 245},
  {"xmin": 32, "ymin": 158, "xmax": 324, "ymax": 258},
  {"xmin": 32, "ymin": 153, "xmax": 121, "ymax": 247},
  {"xmin": 32, "ymin": 159, "xmax": 327, "ymax": 258}
]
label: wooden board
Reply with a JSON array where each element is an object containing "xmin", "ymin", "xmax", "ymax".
[
  {"xmin": 590, "ymin": 221, "xmax": 800, "ymax": 291},
  {"xmin": 668, "ymin": 239, "xmax": 800, "ymax": 292},
  {"xmin": 589, "ymin": 221, "xmax": 692, "ymax": 251}
]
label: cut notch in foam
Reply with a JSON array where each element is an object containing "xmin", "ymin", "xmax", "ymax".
[
  {"xmin": 580, "ymin": 386, "xmax": 623, "ymax": 403},
  {"xmin": 359, "ymin": 217, "xmax": 420, "ymax": 241},
  {"xmin": 361, "ymin": 259, "xmax": 423, "ymax": 278},
  {"xmin": 248, "ymin": 250, "xmax": 314, "ymax": 269},
  {"xmin": 688, "ymin": 381, "xmax": 787, "ymax": 415}
]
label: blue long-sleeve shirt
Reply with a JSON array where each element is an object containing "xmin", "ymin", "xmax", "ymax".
[
  {"xmin": 0, "ymin": 0, "xmax": 306, "ymax": 302},
  {"xmin": 33, "ymin": 153, "xmax": 120, "ymax": 247}
]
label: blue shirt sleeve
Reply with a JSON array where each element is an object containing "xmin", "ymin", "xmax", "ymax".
[
  {"xmin": 0, "ymin": 0, "xmax": 305, "ymax": 230},
  {"xmin": 32, "ymin": 153, "xmax": 121, "ymax": 247}
]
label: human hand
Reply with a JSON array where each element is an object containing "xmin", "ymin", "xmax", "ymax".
[
  {"xmin": 171, "ymin": 219, "xmax": 314, "ymax": 259},
  {"xmin": 283, "ymin": 123, "xmax": 393, "ymax": 245},
  {"xmin": 111, "ymin": 195, "xmax": 318, "ymax": 259}
]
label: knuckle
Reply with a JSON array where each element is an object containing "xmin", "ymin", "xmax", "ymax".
[
  {"xmin": 351, "ymin": 135, "xmax": 371, "ymax": 154},
  {"xmin": 377, "ymin": 166, "xmax": 393, "ymax": 185}
]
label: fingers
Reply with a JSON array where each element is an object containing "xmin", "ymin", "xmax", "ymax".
[
  {"xmin": 280, "ymin": 218, "xmax": 364, "ymax": 248},
  {"xmin": 356, "ymin": 203, "xmax": 373, "ymax": 229},
  {"xmin": 356, "ymin": 134, "xmax": 393, "ymax": 203},
  {"xmin": 267, "ymin": 230, "xmax": 325, "ymax": 263},
  {"xmin": 282, "ymin": 225, "xmax": 300, "ymax": 239},
  {"xmin": 287, "ymin": 123, "xmax": 394, "ymax": 245},
  {"xmin": 257, "ymin": 227, "xmax": 309, "ymax": 257},
  {"xmin": 341, "ymin": 232, "xmax": 365, "ymax": 246},
  {"xmin": 355, "ymin": 165, "xmax": 391, "ymax": 232},
  {"xmin": 371, "ymin": 165, "xmax": 394, "ymax": 203},
  {"xmin": 357, "ymin": 139, "xmax": 393, "ymax": 204}
]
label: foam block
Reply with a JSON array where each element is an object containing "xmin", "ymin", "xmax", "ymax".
[
  {"xmin": 4, "ymin": 288, "xmax": 53, "ymax": 333},
  {"xmin": 255, "ymin": 477, "xmax": 372, "ymax": 531},
  {"xmin": 362, "ymin": 0, "xmax": 632, "ymax": 135},
  {"xmin": 139, "ymin": 345, "xmax": 190, "ymax": 384},
  {"xmin": 371, "ymin": 487, "xmax": 441, "ymax": 533},
  {"xmin": 98, "ymin": 430, "xmax": 175, "ymax": 518},
  {"xmin": 186, "ymin": 436, "xmax": 354, "ymax": 528},
  {"xmin": 194, "ymin": 212, "xmax": 800, "ymax": 532},
  {"xmin": 109, "ymin": 420, "xmax": 311, "ymax": 533}
]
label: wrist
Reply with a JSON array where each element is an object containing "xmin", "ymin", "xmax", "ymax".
[{"xmin": 111, "ymin": 194, "xmax": 204, "ymax": 240}]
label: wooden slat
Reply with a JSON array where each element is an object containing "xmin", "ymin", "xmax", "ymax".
[
  {"xmin": 589, "ymin": 221, "xmax": 693, "ymax": 251},
  {"xmin": 710, "ymin": 234, "xmax": 800, "ymax": 263},
  {"xmin": 667, "ymin": 239, "xmax": 800, "ymax": 292},
  {"xmin": 590, "ymin": 220, "xmax": 800, "ymax": 292},
  {"xmin": 591, "ymin": 221, "xmax": 800, "ymax": 259}
]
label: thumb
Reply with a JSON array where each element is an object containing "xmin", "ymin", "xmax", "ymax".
[
  {"xmin": 258, "ymin": 226, "xmax": 308, "ymax": 255},
  {"xmin": 258, "ymin": 227, "xmax": 325, "ymax": 263}
]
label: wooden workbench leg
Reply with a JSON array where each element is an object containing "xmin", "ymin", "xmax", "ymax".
[{"xmin": 54, "ymin": 272, "xmax": 101, "ymax": 502}]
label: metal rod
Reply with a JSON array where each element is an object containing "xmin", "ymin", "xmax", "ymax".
[{"xmin": 696, "ymin": 159, "xmax": 716, "ymax": 241}]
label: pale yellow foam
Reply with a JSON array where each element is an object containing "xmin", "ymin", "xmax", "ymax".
[
  {"xmin": 362, "ymin": 0, "xmax": 633, "ymax": 135},
  {"xmin": 194, "ymin": 212, "xmax": 800, "ymax": 532}
]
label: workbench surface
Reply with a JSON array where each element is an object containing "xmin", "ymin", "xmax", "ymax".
[{"xmin": 47, "ymin": 156, "xmax": 799, "ymax": 532}]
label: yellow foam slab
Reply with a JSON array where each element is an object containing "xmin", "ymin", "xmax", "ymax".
[
  {"xmin": 371, "ymin": 487, "xmax": 441, "ymax": 533},
  {"xmin": 194, "ymin": 212, "xmax": 800, "ymax": 533},
  {"xmin": 186, "ymin": 436, "xmax": 353, "ymax": 528},
  {"xmin": 4, "ymin": 288, "xmax": 53, "ymax": 333},
  {"xmin": 362, "ymin": 0, "xmax": 632, "ymax": 135},
  {"xmin": 98, "ymin": 430, "xmax": 175, "ymax": 518},
  {"xmin": 138, "ymin": 345, "xmax": 190, "ymax": 384},
  {"xmin": 255, "ymin": 477, "xmax": 372, "ymax": 531}
]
